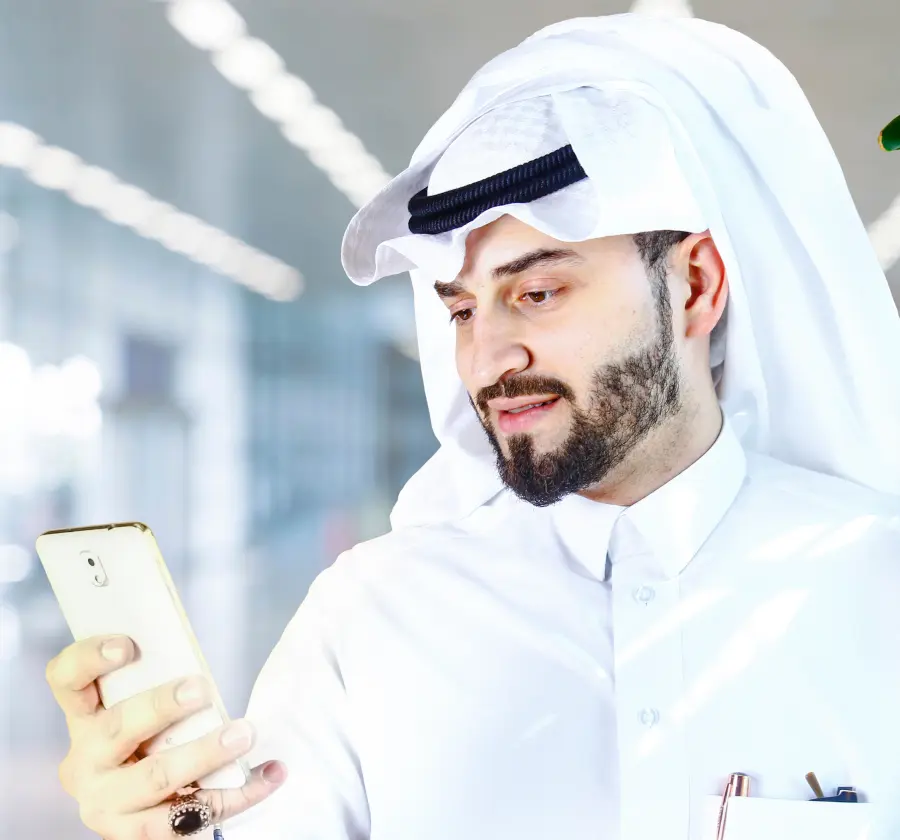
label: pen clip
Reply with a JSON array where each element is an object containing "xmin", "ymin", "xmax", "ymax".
[
  {"xmin": 715, "ymin": 780, "xmax": 733, "ymax": 840},
  {"xmin": 716, "ymin": 774, "xmax": 751, "ymax": 840}
]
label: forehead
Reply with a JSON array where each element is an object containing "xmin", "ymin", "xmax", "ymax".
[
  {"xmin": 460, "ymin": 216, "xmax": 571, "ymax": 279},
  {"xmin": 458, "ymin": 215, "xmax": 633, "ymax": 281}
]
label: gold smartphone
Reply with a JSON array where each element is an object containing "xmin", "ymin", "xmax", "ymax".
[{"xmin": 36, "ymin": 522, "xmax": 249, "ymax": 789}]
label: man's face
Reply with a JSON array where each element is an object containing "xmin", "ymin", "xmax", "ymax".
[{"xmin": 435, "ymin": 215, "xmax": 683, "ymax": 507}]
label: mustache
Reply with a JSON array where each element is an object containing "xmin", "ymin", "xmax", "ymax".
[{"xmin": 475, "ymin": 375, "xmax": 576, "ymax": 415}]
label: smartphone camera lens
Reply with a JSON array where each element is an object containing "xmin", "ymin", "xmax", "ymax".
[{"xmin": 83, "ymin": 552, "xmax": 108, "ymax": 586}]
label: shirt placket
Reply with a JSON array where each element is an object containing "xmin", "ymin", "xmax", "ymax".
[{"xmin": 609, "ymin": 521, "xmax": 690, "ymax": 840}]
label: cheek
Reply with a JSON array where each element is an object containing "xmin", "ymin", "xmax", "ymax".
[
  {"xmin": 535, "ymin": 303, "xmax": 651, "ymax": 392},
  {"xmin": 454, "ymin": 339, "xmax": 477, "ymax": 396},
  {"xmin": 537, "ymin": 311, "xmax": 625, "ymax": 369}
]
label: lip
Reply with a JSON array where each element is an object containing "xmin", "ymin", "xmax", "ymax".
[
  {"xmin": 495, "ymin": 397, "xmax": 561, "ymax": 435},
  {"xmin": 487, "ymin": 395, "xmax": 560, "ymax": 412}
]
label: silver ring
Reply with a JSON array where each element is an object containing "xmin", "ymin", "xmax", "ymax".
[{"xmin": 167, "ymin": 794, "xmax": 212, "ymax": 837}]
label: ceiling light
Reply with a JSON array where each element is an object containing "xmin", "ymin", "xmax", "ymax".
[
  {"xmin": 203, "ymin": 235, "xmax": 246, "ymax": 273},
  {"xmin": 2, "ymin": 120, "xmax": 304, "ymax": 300},
  {"xmin": 27, "ymin": 146, "xmax": 83, "ymax": 190},
  {"xmin": 155, "ymin": 212, "xmax": 208, "ymax": 256},
  {"xmin": 166, "ymin": 0, "xmax": 245, "ymax": 52},
  {"xmin": 193, "ymin": 228, "xmax": 235, "ymax": 267},
  {"xmin": 329, "ymin": 163, "xmax": 392, "ymax": 207},
  {"xmin": 265, "ymin": 280, "xmax": 302, "ymax": 302},
  {"xmin": 280, "ymin": 105, "xmax": 345, "ymax": 153},
  {"xmin": 239, "ymin": 253, "xmax": 284, "ymax": 289},
  {"xmin": 131, "ymin": 200, "xmax": 175, "ymax": 238},
  {"xmin": 250, "ymin": 263, "xmax": 304, "ymax": 300},
  {"xmin": 212, "ymin": 36, "xmax": 284, "ymax": 91},
  {"xmin": 250, "ymin": 72, "xmax": 315, "ymax": 123},
  {"xmin": 99, "ymin": 184, "xmax": 155, "ymax": 226},
  {"xmin": 306, "ymin": 134, "xmax": 368, "ymax": 170},
  {"xmin": 329, "ymin": 158, "xmax": 391, "ymax": 191},
  {"xmin": 154, "ymin": 1, "xmax": 392, "ymax": 212},
  {"xmin": 67, "ymin": 165, "xmax": 120, "ymax": 209},
  {"xmin": 221, "ymin": 240, "xmax": 256, "ymax": 277},
  {"xmin": 0, "ymin": 123, "xmax": 40, "ymax": 168},
  {"xmin": 232, "ymin": 250, "xmax": 302, "ymax": 300}
]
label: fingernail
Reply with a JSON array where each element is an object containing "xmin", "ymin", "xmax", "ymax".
[
  {"xmin": 220, "ymin": 720, "xmax": 254, "ymax": 751},
  {"xmin": 175, "ymin": 677, "xmax": 208, "ymax": 708},
  {"xmin": 100, "ymin": 639, "xmax": 128, "ymax": 662},
  {"xmin": 262, "ymin": 761, "xmax": 287, "ymax": 785}
]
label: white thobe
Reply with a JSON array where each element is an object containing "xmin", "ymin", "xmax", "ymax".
[{"xmin": 227, "ymin": 420, "xmax": 900, "ymax": 840}]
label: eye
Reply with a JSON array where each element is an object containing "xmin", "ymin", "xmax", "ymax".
[
  {"xmin": 521, "ymin": 289, "xmax": 557, "ymax": 305},
  {"xmin": 450, "ymin": 307, "xmax": 475, "ymax": 325}
]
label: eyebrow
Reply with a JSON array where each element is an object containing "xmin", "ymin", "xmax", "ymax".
[{"xmin": 433, "ymin": 248, "xmax": 585, "ymax": 299}]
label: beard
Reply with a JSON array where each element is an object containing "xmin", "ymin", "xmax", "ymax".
[{"xmin": 473, "ymin": 288, "xmax": 682, "ymax": 507}]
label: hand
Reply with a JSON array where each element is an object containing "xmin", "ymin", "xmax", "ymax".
[{"xmin": 46, "ymin": 635, "xmax": 288, "ymax": 839}]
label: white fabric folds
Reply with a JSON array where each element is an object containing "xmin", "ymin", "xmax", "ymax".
[{"xmin": 341, "ymin": 13, "xmax": 900, "ymax": 527}]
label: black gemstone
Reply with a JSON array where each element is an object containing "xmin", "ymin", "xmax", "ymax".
[{"xmin": 172, "ymin": 808, "xmax": 204, "ymax": 835}]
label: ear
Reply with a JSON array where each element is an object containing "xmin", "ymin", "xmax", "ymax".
[{"xmin": 676, "ymin": 231, "xmax": 728, "ymax": 340}]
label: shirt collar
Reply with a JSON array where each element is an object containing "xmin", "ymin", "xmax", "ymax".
[
  {"xmin": 550, "ymin": 492, "xmax": 624, "ymax": 580},
  {"xmin": 617, "ymin": 414, "xmax": 747, "ymax": 579},
  {"xmin": 550, "ymin": 415, "xmax": 747, "ymax": 581}
]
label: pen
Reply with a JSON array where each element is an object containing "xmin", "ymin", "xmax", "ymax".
[
  {"xmin": 805, "ymin": 772, "xmax": 825, "ymax": 799},
  {"xmin": 716, "ymin": 773, "xmax": 751, "ymax": 840}
]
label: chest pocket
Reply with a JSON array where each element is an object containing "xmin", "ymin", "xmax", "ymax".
[{"xmin": 699, "ymin": 795, "xmax": 877, "ymax": 840}]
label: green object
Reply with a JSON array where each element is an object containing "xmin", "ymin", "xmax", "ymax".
[{"xmin": 879, "ymin": 115, "xmax": 900, "ymax": 151}]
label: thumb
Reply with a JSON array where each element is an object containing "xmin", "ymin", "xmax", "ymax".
[{"xmin": 198, "ymin": 761, "xmax": 288, "ymax": 825}]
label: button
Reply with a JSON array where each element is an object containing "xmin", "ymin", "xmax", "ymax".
[
  {"xmin": 639, "ymin": 707, "xmax": 660, "ymax": 728},
  {"xmin": 633, "ymin": 585, "xmax": 656, "ymax": 605}
]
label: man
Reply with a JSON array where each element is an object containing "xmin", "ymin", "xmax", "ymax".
[{"xmin": 45, "ymin": 13, "xmax": 900, "ymax": 840}]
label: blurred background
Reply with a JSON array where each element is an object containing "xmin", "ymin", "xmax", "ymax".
[{"xmin": 0, "ymin": 0, "xmax": 897, "ymax": 836}]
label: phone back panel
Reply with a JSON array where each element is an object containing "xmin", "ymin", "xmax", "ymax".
[{"xmin": 36, "ymin": 522, "xmax": 248, "ymax": 788}]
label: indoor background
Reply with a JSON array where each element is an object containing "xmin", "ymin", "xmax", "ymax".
[{"xmin": 0, "ymin": 0, "xmax": 897, "ymax": 836}]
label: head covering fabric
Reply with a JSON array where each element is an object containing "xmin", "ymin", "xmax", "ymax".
[{"xmin": 341, "ymin": 13, "xmax": 900, "ymax": 528}]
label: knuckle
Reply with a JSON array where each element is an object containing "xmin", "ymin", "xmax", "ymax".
[
  {"xmin": 202, "ymin": 790, "xmax": 225, "ymax": 823},
  {"xmin": 77, "ymin": 799, "xmax": 105, "ymax": 833},
  {"xmin": 144, "ymin": 755, "xmax": 171, "ymax": 795},
  {"xmin": 59, "ymin": 744, "xmax": 95, "ymax": 798},
  {"xmin": 45, "ymin": 654, "xmax": 64, "ymax": 688}
]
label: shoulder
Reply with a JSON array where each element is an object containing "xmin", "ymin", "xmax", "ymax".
[
  {"xmin": 333, "ymin": 489, "xmax": 533, "ymax": 579},
  {"xmin": 299, "ymin": 489, "xmax": 530, "ymax": 631},
  {"xmin": 731, "ymin": 452, "xmax": 900, "ymax": 548},
  {"xmin": 744, "ymin": 453, "xmax": 898, "ymax": 515}
]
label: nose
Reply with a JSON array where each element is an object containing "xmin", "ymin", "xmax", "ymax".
[{"xmin": 464, "ymin": 309, "xmax": 530, "ymax": 392}]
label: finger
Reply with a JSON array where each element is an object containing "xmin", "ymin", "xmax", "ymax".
[
  {"xmin": 46, "ymin": 636, "xmax": 135, "ymax": 720},
  {"xmin": 87, "ymin": 675, "xmax": 212, "ymax": 770},
  {"xmin": 108, "ymin": 719, "xmax": 258, "ymax": 812},
  {"xmin": 200, "ymin": 760, "xmax": 289, "ymax": 824},
  {"xmin": 116, "ymin": 763, "xmax": 288, "ymax": 840}
]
